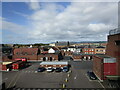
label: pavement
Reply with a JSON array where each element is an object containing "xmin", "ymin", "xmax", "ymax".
[{"xmin": 2, "ymin": 60, "xmax": 106, "ymax": 89}]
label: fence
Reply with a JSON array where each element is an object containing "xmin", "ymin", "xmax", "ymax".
[{"xmin": 109, "ymin": 28, "xmax": 120, "ymax": 35}]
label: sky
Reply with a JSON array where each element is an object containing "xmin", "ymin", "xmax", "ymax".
[{"xmin": 1, "ymin": 1, "xmax": 118, "ymax": 44}]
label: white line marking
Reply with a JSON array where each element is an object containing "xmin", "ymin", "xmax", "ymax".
[
  {"xmin": 98, "ymin": 81, "xmax": 105, "ymax": 88},
  {"xmin": 35, "ymin": 71, "xmax": 38, "ymax": 73},
  {"xmin": 74, "ymin": 75, "xmax": 77, "ymax": 79}
]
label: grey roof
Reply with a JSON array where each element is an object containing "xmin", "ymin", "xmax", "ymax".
[
  {"xmin": 95, "ymin": 55, "xmax": 114, "ymax": 58},
  {"xmin": 96, "ymin": 46, "xmax": 105, "ymax": 48},
  {"xmin": 40, "ymin": 61, "xmax": 68, "ymax": 65}
]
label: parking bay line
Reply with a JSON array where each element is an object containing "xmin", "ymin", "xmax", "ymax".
[
  {"xmin": 7, "ymin": 71, "xmax": 20, "ymax": 88},
  {"xmin": 98, "ymin": 81, "xmax": 105, "ymax": 88},
  {"xmin": 85, "ymin": 74, "xmax": 105, "ymax": 88},
  {"xmin": 12, "ymin": 72, "xmax": 23, "ymax": 87}
]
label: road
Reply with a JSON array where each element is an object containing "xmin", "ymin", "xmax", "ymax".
[{"xmin": 67, "ymin": 61, "xmax": 103, "ymax": 88}]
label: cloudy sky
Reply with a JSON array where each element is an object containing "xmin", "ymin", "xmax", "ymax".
[{"xmin": 1, "ymin": 1, "xmax": 118, "ymax": 44}]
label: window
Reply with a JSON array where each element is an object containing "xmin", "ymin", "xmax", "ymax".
[
  {"xmin": 25, "ymin": 52, "xmax": 27, "ymax": 55},
  {"xmin": 115, "ymin": 40, "xmax": 120, "ymax": 46},
  {"xmin": 16, "ymin": 52, "xmax": 19, "ymax": 55},
  {"xmin": 96, "ymin": 50, "xmax": 98, "ymax": 52}
]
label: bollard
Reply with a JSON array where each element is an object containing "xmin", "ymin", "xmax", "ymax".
[
  {"xmin": 65, "ymin": 78, "xmax": 68, "ymax": 82},
  {"xmin": 62, "ymin": 84, "xmax": 66, "ymax": 88}
]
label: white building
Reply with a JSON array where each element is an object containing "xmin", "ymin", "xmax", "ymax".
[{"xmin": 48, "ymin": 48, "xmax": 55, "ymax": 53}]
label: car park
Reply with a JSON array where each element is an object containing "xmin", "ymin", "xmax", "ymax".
[
  {"xmin": 46, "ymin": 67, "xmax": 53, "ymax": 72},
  {"xmin": 55, "ymin": 67, "xmax": 61, "ymax": 72},
  {"xmin": 37, "ymin": 67, "xmax": 46, "ymax": 72},
  {"xmin": 87, "ymin": 71, "xmax": 97, "ymax": 80},
  {"xmin": 62, "ymin": 66, "xmax": 69, "ymax": 72}
]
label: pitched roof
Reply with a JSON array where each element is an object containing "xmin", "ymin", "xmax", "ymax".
[{"xmin": 14, "ymin": 48, "xmax": 38, "ymax": 55}]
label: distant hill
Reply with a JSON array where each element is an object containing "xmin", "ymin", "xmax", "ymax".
[{"xmin": 50, "ymin": 41, "xmax": 107, "ymax": 44}]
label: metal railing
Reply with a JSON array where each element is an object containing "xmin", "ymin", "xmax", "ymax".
[{"xmin": 109, "ymin": 28, "xmax": 120, "ymax": 35}]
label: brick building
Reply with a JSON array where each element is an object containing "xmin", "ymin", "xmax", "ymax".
[
  {"xmin": 93, "ymin": 28, "xmax": 120, "ymax": 81},
  {"xmin": 93, "ymin": 55, "xmax": 117, "ymax": 81},
  {"xmin": 2, "ymin": 47, "xmax": 13, "ymax": 62},
  {"xmin": 94, "ymin": 46, "xmax": 106, "ymax": 54},
  {"xmin": 38, "ymin": 53, "xmax": 59, "ymax": 61},
  {"xmin": 106, "ymin": 30, "xmax": 120, "ymax": 77},
  {"xmin": 72, "ymin": 53, "xmax": 93, "ymax": 61},
  {"xmin": 13, "ymin": 47, "xmax": 63, "ymax": 61},
  {"xmin": 40, "ymin": 61, "xmax": 68, "ymax": 68},
  {"xmin": 13, "ymin": 48, "xmax": 39, "ymax": 61},
  {"xmin": 82, "ymin": 46, "xmax": 95, "ymax": 54}
]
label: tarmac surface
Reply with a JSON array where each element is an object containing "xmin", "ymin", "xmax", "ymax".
[{"xmin": 2, "ymin": 60, "xmax": 105, "ymax": 89}]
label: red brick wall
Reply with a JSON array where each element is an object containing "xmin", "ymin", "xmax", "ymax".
[
  {"xmin": 2, "ymin": 56, "xmax": 13, "ymax": 62},
  {"xmin": 73, "ymin": 55, "xmax": 82, "ymax": 60},
  {"xmin": 64, "ymin": 51, "xmax": 73, "ymax": 56},
  {"xmin": 38, "ymin": 54, "xmax": 58, "ymax": 61},
  {"xmin": 13, "ymin": 55, "xmax": 38, "ymax": 60},
  {"xmin": 106, "ymin": 34, "xmax": 120, "ymax": 75},
  {"xmin": 40, "ymin": 65, "xmax": 67, "ymax": 68},
  {"xmin": 83, "ymin": 48, "xmax": 95, "ymax": 54},
  {"xmin": 93, "ymin": 56, "xmax": 104, "ymax": 81}
]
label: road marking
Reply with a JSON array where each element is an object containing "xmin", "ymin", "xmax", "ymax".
[
  {"xmin": 98, "ymin": 81, "xmax": 105, "ymax": 88},
  {"xmin": 35, "ymin": 71, "xmax": 38, "ymax": 73},
  {"xmin": 13, "ymin": 72, "xmax": 23, "ymax": 87},
  {"xmin": 7, "ymin": 71, "xmax": 20, "ymax": 88},
  {"xmin": 74, "ymin": 75, "xmax": 77, "ymax": 79},
  {"xmin": 28, "ymin": 71, "xmax": 31, "ymax": 73},
  {"xmin": 74, "ymin": 77, "xmax": 76, "ymax": 79}
]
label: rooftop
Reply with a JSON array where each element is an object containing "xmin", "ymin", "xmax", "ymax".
[
  {"xmin": 95, "ymin": 54, "xmax": 115, "ymax": 58},
  {"xmin": 40, "ymin": 61, "xmax": 68, "ymax": 65}
]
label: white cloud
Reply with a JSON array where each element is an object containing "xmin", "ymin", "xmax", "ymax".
[
  {"xmin": 2, "ymin": 20, "xmax": 29, "ymax": 34},
  {"xmin": 87, "ymin": 23, "xmax": 114, "ymax": 32},
  {"xmin": 2, "ymin": 2, "xmax": 118, "ymax": 43},
  {"xmin": 27, "ymin": 2, "xmax": 117, "ymax": 42},
  {"xmin": 27, "ymin": 0, "xmax": 40, "ymax": 11}
]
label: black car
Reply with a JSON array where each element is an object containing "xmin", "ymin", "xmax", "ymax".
[
  {"xmin": 37, "ymin": 67, "xmax": 46, "ymax": 72},
  {"xmin": 87, "ymin": 71, "xmax": 97, "ymax": 80},
  {"xmin": 62, "ymin": 66, "xmax": 69, "ymax": 72},
  {"xmin": 55, "ymin": 67, "xmax": 61, "ymax": 72}
]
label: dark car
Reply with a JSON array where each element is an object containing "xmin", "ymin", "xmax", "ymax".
[
  {"xmin": 37, "ymin": 67, "xmax": 46, "ymax": 72},
  {"xmin": 87, "ymin": 71, "xmax": 97, "ymax": 80},
  {"xmin": 55, "ymin": 67, "xmax": 61, "ymax": 72},
  {"xmin": 62, "ymin": 66, "xmax": 69, "ymax": 72}
]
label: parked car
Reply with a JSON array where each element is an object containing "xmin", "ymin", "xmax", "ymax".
[
  {"xmin": 46, "ymin": 67, "xmax": 53, "ymax": 72},
  {"xmin": 87, "ymin": 71, "xmax": 97, "ymax": 80},
  {"xmin": 37, "ymin": 67, "xmax": 46, "ymax": 72},
  {"xmin": 62, "ymin": 66, "xmax": 69, "ymax": 72},
  {"xmin": 55, "ymin": 67, "xmax": 61, "ymax": 72}
]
